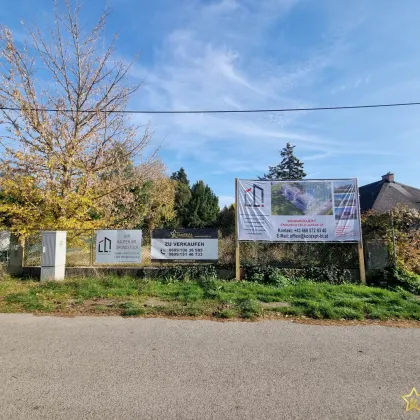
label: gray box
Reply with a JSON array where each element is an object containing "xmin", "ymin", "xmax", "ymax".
[{"xmin": 41, "ymin": 231, "xmax": 67, "ymax": 281}]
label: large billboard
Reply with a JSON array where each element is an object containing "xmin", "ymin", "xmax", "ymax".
[
  {"xmin": 151, "ymin": 228, "xmax": 218, "ymax": 261},
  {"xmin": 96, "ymin": 230, "xmax": 142, "ymax": 264},
  {"xmin": 237, "ymin": 179, "xmax": 361, "ymax": 242}
]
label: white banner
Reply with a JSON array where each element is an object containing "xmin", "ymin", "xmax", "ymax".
[
  {"xmin": 237, "ymin": 179, "xmax": 361, "ymax": 242},
  {"xmin": 96, "ymin": 230, "xmax": 142, "ymax": 264},
  {"xmin": 151, "ymin": 229, "xmax": 218, "ymax": 261}
]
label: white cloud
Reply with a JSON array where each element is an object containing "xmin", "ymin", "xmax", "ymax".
[
  {"xmin": 124, "ymin": 0, "xmax": 375, "ymax": 196},
  {"xmin": 203, "ymin": 0, "xmax": 239, "ymax": 15}
]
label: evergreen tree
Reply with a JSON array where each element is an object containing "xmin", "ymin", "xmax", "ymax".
[
  {"xmin": 169, "ymin": 168, "xmax": 191, "ymax": 227},
  {"xmin": 217, "ymin": 204, "xmax": 235, "ymax": 236},
  {"xmin": 186, "ymin": 181, "xmax": 219, "ymax": 228},
  {"xmin": 171, "ymin": 167, "xmax": 189, "ymax": 185},
  {"xmin": 260, "ymin": 143, "xmax": 306, "ymax": 180}
]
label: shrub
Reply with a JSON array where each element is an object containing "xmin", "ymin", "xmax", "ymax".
[
  {"xmin": 301, "ymin": 266, "xmax": 354, "ymax": 284},
  {"xmin": 242, "ymin": 263, "xmax": 354, "ymax": 285},
  {"xmin": 368, "ymin": 266, "xmax": 420, "ymax": 295},
  {"xmin": 244, "ymin": 264, "xmax": 296, "ymax": 286},
  {"xmin": 147, "ymin": 265, "xmax": 218, "ymax": 282},
  {"xmin": 362, "ymin": 206, "xmax": 420, "ymax": 274}
]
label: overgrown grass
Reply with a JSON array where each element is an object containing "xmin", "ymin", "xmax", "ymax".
[{"xmin": 0, "ymin": 275, "xmax": 419, "ymax": 320}]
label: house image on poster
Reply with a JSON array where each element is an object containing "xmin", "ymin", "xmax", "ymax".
[{"xmin": 283, "ymin": 185, "xmax": 318, "ymax": 213}]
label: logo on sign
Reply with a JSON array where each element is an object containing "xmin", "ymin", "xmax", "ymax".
[
  {"xmin": 170, "ymin": 230, "xmax": 193, "ymax": 239},
  {"xmin": 245, "ymin": 184, "xmax": 264, "ymax": 207},
  {"xmin": 98, "ymin": 237, "xmax": 111, "ymax": 253}
]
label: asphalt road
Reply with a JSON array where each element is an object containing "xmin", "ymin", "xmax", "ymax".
[{"xmin": 0, "ymin": 314, "xmax": 419, "ymax": 420}]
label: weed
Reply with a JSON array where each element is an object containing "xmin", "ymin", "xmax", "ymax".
[
  {"xmin": 236, "ymin": 299, "xmax": 262, "ymax": 319},
  {"xmin": 214, "ymin": 309, "xmax": 236, "ymax": 319},
  {"xmin": 120, "ymin": 302, "xmax": 145, "ymax": 316}
]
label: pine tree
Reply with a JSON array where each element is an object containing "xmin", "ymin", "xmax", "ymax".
[
  {"xmin": 170, "ymin": 167, "xmax": 189, "ymax": 185},
  {"xmin": 169, "ymin": 168, "xmax": 191, "ymax": 227},
  {"xmin": 217, "ymin": 204, "xmax": 235, "ymax": 236},
  {"xmin": 260, "ymin": 143, "xmax": 306, "ymax": 180},
  {"xmin": 186, "ymin": 181, "xmax": 219, "ymax": 228}
]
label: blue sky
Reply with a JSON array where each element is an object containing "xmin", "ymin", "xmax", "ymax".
[{"xmin": 2, "ymin": 0, "xmax": 420, "ymax": 207}]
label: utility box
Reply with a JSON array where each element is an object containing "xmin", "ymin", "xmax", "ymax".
[{"xmin": 41, "ymin": 231, "xmax": 67, "ymax": 281}]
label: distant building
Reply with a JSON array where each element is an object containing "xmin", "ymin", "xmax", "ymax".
[
  {"xmin": 359, "ymin": 172, "xmax": 420, "ymax": 213},
  {"xmin": 282, "ymin": 185, "xmax": 315, "ymax": 212},
  {"xmin": 283, "ymin": 185, "xmax": 300, "ymax": 201},
  {"xmin": 295, "ymin": 193, "xmax": 314, "ymax": 212}
]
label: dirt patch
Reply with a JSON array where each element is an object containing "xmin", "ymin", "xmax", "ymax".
[
  {"xmin": 21, "ymin": 311, "xmax": 420, "ymax": 327},
  {"xmin": 82, "ymin": 299, "xmax": 117, "ymax": 307},
  {"xmin": 261, "ymin": 302, "xmax": 290, "ymax": 309},
  {"xmin": 143, "ymin": 298, "xmax": 170, "ymax": 308},
  {"xmin": 262, "ymin": 314, "xmax": 420, "ymax": 328}
]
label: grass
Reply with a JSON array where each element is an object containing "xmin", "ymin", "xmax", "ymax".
[{"xmin": 0, "ymin": 275, "xmax": 419, "ymax": 321}]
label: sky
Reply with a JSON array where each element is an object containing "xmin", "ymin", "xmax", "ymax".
[{"xmin": 2, "ymin": 0, "xmax": 420, "ymax": 208}]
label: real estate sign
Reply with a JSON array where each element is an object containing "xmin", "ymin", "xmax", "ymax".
[
  {"xmin": 151, "ymin": 228, "xmax": 218, "ymax": 261},
  {"xmin": 237, "ymin": 179, "xmax": 361, "ymax": 242},
  {"xmin": 96, "ymin": 230, "xmax": 142, "ymax": 264}
]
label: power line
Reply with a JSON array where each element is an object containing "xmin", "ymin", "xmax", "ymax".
[{"xmin": 1, "ymin": 101, "xmax": 420, "ymax": 114}]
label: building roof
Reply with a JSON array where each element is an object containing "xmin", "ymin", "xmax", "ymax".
[{"xmin": 359, "ymin": 173, "xmax": 420, "ymax": 213}]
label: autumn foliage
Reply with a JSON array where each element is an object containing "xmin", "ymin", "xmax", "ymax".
[
  {"xmin": 362, "ymin": 206, "xmax": 420, "ymax": 274},
  {"xmin": 0, "ymin": 1, "xmax": 173, "ymax": 236}
]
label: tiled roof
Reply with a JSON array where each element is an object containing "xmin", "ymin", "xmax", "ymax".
[{"xmin": 359, "ymin": 179, "xmax": 420, "ymax": 213}]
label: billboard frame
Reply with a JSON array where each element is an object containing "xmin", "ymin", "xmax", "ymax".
[{"xmin": 234, "ymin": 178, "xmax": 366, "ymax": 283}]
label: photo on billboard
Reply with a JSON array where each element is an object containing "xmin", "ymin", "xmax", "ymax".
[
  {"xmin": 334, "ymin": 193, "xmax": 356, "ymax": 207},
  {"xmin": 334, "ymin": 206, "xmax": 357, "ymax": 220},
  {"xmin": 333, "ymin": 180, "xmax": 355, "ymax": 194},
  {"xmin": 271, "ymin": 181, "xmax": 333, "ymax": 216}
]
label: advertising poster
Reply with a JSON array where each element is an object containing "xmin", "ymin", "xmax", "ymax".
[
  {"xmin": 237, "ymin": 179, "xmax": 361, "ymax": 242},
  {"xmin": 96, "ymin": 230, "xmax": 142, "ymax": 264},
  {"xmin": 151, "ymin": 228, "xmax": 218, "ymax": 261}
]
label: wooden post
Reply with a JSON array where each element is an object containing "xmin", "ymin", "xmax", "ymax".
[
  {"xmin": 358, "ymin": 243, "xmax": 366, "ymax": 284},
  {"xmin": 355, "ymin": 177, "xmax": 366, "ymax": 284},
  {"xmin": 90, "ymin": 229, "xmax": 95, "ymax": 267},
  {"xmin": 390, "ymin": 210, "xmax": 397, "ymax": 266},
  {"xmin": 235, "ymin": 178, "xmax": 241, "ymax": 280}
]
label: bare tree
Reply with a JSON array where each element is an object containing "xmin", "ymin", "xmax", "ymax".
[{"xmin": 0, "ymin": 0, "xmax": 164, "ymax": 232}]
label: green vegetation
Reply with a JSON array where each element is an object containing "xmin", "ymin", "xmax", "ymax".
[
  {"xmin": 362, "ymin": 206, "xmax": 420, "ymax": 275},
  {"xmin": 368, "ymin": 266, "xmax": 420, "ymax": 295},
  {"xmin": 271, "ymin": 187, "xmax": 304, "ymax": 216},
  {"xmin": 260, "ymin": 142, "xmax": 306, "ymax": 180},
  {"xmin": 168, "ymin": 168, "xmax": 220, "ymax": 229},
  {"xmin": 0, "ymin": 275, "xmax": 419, "ymax": 321}
]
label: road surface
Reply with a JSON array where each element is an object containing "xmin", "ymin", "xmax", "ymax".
[{"xmin": 0, "ymin": 314, "xmax": 418, "ymax": 419}]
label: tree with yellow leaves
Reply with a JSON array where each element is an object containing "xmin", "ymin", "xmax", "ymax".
[{"xmin": 0, "ymin": 1, "xmax": 174, "ymax": 236}]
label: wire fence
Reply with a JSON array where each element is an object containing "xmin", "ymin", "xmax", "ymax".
[
  {"xmin": 362, "ymin": 215, "xmax": 420, "ymax": 274},
  {"xmin": 0, "ymin": 231, "xmax": 10, "ymax": 265},
  {"xmin": 22, "ymin": 228, "xmax": 359, "ymax": 269}
]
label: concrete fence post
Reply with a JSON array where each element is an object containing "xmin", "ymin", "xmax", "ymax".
[{"xmin": 8, "ymin": 234, "xmax": 24, "ymax": 277}]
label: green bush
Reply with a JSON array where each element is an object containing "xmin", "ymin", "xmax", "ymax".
[
  {"xmin": 368, "ymin": 267, "xmax": 420, "ymax": 295},
  {"xmin": 242, "ymin": 263, "xmax": 353, "ymax": 285},
  {"xmin": 301, "ymin": 266, "xmax": 354, "ymax": 284},
  {"xmin": 147, "ymin": 265, "xmax": 218, "ymax": 282}
]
